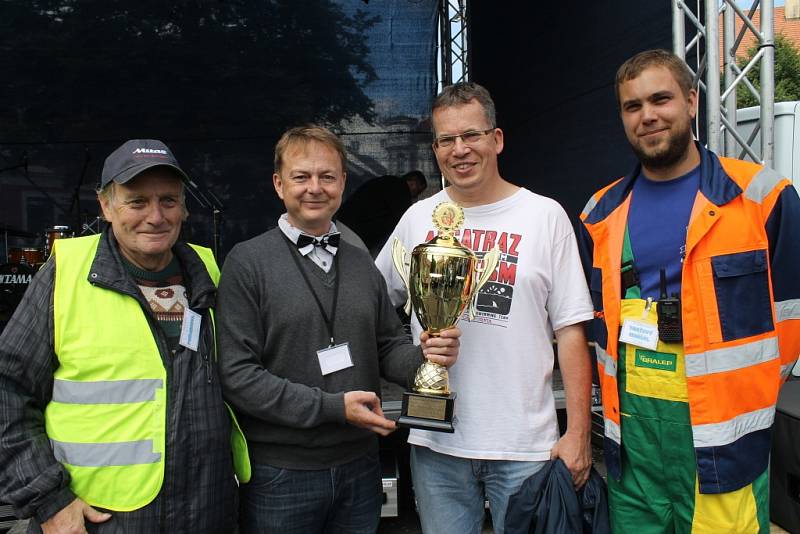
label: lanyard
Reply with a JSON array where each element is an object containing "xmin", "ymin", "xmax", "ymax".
[{"xmin": 282, "ymin": 235, "xmax": 341, "ymax": 346}]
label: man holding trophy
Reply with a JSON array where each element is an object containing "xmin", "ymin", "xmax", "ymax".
[
  {"xmin": 216, "ymin": 125, "xmax": 460, "ymax": 534},
  {"xmin": 376, "ymin": 83, "xmax": 594, "ymax": 533}
]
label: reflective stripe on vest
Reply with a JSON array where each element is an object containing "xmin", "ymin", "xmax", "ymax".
[
  {"xmin": 691, "ymin": 405, "xmax": 775, "ymax": 448},
  {"xmin": 53, "ymin": 379, "xmax": 163, "ymax": 404},
  {"xmin": 744, "ymin": 167, "xmax": 783, "ymax": 203},
  {"xmin": 776, "ymin": 298, "xmax": 800, "ymax": 322},
  {"xmin": 684, "ymin": 337, "xmax": 778, "ymax": 377},
  {"xmin": 52, "ymin": 439, "xmax": 161, "ymax": 467},
  {"xmin": 605, "ymin": 417, "xmax": 621, "ymax": 445},
  {"xmin": 781, "ymin": 363, "xmax": 795, "ymax": 380},
  {"xmin": 581, "ymin": 195, "xmax": 598, "ymax": 218},
  {"xmin": 595, "ymin": 344, "xmax": 617, "ymax": 377}
]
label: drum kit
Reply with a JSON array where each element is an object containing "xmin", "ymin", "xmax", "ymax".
[{"xmin": 0, "ymin": 225, "xmax": 75, "ymax": 323}]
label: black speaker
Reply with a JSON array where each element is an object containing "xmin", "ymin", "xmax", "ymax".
[{"xmin": 771, "ymin": 379, "xmax": 800, "ymax": 533}]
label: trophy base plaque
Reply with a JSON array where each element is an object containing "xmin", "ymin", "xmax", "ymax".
[{"xmin": 397, "ymin": 391, "xmax": 456, "ymax": 433}]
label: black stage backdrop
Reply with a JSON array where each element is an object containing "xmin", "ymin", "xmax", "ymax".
[
  {"xmin": 0, "ymin": 0, "xmax": 439, "ymax": 260},
  {"xmin": 470, "ymin": 1, "xmax": 676, "ymax": 226}
]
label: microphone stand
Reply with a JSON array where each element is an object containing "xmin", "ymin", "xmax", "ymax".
[
  {"xmin": 205, "ymin": 189, "xmax": 225, "ymax": 261},
  {"xmin": 184, "ymin": 179, "xmax": 225, "ymax": 259},
  {"xmin": 68, "ymin": 147, "xmax": 92, "ymax": 232}
]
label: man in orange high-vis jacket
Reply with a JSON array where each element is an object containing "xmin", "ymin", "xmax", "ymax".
[{"xmin": 578, "ymin": 49, "xmax": 800, "ymax": 533}]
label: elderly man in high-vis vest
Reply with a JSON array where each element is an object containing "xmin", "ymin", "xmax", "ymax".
[
  {"xmin": 579, "ymin": 49, "xmax": 800, "ymax": 533},
  {"xmin": 0, "ymin": 139, "xmax": 248, "ymax": 533}
]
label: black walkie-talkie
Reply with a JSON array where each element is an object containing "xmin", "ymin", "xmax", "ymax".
[{"xmin": 657, "ymin": 268, "xmax": 682, "ymax": 342}]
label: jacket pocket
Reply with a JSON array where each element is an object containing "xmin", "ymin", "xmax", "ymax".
[
  {"xmin": 711, "ymin": 249, "xmax": 773, "ymax": 341},
  {"xmin": 248, "ymin": 462, "xmax": 287, "ymax": 488}
]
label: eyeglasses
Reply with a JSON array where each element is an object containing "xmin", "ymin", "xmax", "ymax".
[{"xmin": 433, "ymin": 128, "xmax": 495, "ymax": 149}]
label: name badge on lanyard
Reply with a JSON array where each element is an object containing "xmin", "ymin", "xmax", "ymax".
[
  {"xmin": 317, "ymin": 342, "xmax": 354, "ymax": 375},
  {"xmin": 179, "ymin": 308, "xmax": 202, "ymax": 351}
]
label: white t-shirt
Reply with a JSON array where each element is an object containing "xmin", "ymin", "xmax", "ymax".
[{"xmin": 375, "ymin": 188, "xmax": 593, "ymax": 461}]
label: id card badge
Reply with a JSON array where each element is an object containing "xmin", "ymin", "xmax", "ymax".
[
  {"xmin": 179, "ymin": 308, "xmax": 202, "ymax": 351},
  {"xmin": 317, "ymin": 343, "xmax": 354, "ymax": 375},
  {"xmin": 619, "ymin": 319, "xmax": 659, "ymax": 350}
]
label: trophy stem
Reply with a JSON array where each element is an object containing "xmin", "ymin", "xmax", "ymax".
[{"xmin": 413, "ymin": 359, "xmax": 450, "ymax": 396}]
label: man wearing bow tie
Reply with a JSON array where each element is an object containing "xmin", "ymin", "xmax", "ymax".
[{"xmin": 216, "ymin": 125, "xmax": 461, "ymax": 534}]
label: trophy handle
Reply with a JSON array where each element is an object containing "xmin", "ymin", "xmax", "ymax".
[
  {"xmin": 468, "ymin": 245, "xmax": 500, "ymax": 320},
  {"xmin": 391, "ymin": 238, "xmax": 413, "ymax": 316}
]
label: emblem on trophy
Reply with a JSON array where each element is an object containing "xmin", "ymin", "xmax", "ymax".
[{"xmin": 392, "ymin": 201, "xmax": 500, "ymax": 432}]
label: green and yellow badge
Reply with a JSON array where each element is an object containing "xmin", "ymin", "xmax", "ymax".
[{"xmin": 635, "ymin": 349, "xmax": 677, "ymax": 372}]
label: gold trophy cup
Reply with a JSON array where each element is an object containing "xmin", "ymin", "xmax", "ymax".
[{"xmin": 392, "ymin": 201, "xmax": 500, "ymax": 432}]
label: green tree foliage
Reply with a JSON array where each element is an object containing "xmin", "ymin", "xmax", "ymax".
[{"xmin": 736, "ymin": 34, "xmax": 800, "ymax": 107}]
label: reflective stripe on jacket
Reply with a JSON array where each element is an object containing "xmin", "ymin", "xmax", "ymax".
[
  {"xmin": 579, "ymin": 144, "xmax": 800, "ymax": 494},
  {"xmin": 47, "ymin": 235, "xmax": 220, "ymax": 510}
]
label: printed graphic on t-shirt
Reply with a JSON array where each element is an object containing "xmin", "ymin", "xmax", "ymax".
[
  {"xmin": 423, "ymin": 227, "xmax": 520, "ymax": 328},
  {"xmin": 139, "ymin": 284, "xmax": 189, "ymax": 323}
]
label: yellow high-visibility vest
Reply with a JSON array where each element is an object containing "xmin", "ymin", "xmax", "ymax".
[{"xmin": 47, "ymin": 235, "xmax": 248, "ymax": 511}]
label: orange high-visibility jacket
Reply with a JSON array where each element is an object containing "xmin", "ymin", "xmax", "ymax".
[{"xmin": 579, "ymin": 144, "xmax": 800, "ymax": 494}]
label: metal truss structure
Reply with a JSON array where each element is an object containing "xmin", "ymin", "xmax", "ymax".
[
  {"xmin": 673, "ymin": 0, "xmax": 775, "ymax": 166},
  {"xmin": 436, "ymin": 0, "xmax": 469, "ymax": 95}
]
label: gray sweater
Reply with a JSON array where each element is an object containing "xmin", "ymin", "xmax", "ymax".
[{"xmin": 217, "ymin": 228, "xmax": 423, "ymax": 469}]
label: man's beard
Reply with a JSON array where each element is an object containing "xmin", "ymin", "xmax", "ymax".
[{"xmin": 631, "ymin": 122, "xmax": 694, "ymax": 172}]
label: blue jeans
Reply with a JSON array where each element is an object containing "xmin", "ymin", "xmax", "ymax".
[
  {"xmin": 410, "ymin": 445, "xmax": 546, "ymax": 534},
  {"xmin": 239, "ymin": 453, "xmax": 382, "ymax": 534}
]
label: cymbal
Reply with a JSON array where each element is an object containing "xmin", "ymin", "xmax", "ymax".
[{"xmin": 0, "ymin": 225, "xmax": 37, "ymax": 238}]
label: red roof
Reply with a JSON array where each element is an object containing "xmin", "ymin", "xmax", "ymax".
[{"xmin": 719, "ymin": 6, "xmax": 800, "ymax": 64}]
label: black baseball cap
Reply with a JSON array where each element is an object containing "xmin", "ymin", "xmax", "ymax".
[{"xmin": 99, "ymin": 139, "xmax": 189, "ymax": 189}]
